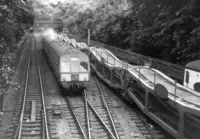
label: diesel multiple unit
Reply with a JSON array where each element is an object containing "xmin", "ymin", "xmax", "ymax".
[{"xmin": 42, "ymin": 34, "xmax": 90, "ymax": 94}]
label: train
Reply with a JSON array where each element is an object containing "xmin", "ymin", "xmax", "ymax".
[
  {"xmin": 42, "ymin": 30, "xmax": 90, "ymax": 95},
  {"xmin": 184, "ymin": 60, "xmax": 200, "ymax": 92},
  {"xmin": 29, "ymin": 27, "xmax": 34, "ymax": 33},
  {"xmin": 61, "ymin": 34, "xmax": 200, "ymax": 139},
  {"xmin": 41, "ymin": 31, "xmax": 200, "ymax": 138},
  {"xmin": 34, "ymin": 18, "xmax": 64, "ymax": 33}
]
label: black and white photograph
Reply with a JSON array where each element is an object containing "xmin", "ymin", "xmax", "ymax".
[{"xmin": 0, "ymin": 0, "xmax": 200, "ymax": 139}]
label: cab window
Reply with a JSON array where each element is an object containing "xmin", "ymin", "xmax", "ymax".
[
  {"xmin": 61, "ymin": 61, "xmax": 70, "ymax": 72},
  {"xmin": 80, "ymin": 61, "xmax": 88, "ymax": 72},
  {"xmin": 70, "ymin": 58, "xmax": 80, "ymax": 72}
]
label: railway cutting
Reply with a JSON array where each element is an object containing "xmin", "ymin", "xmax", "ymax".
[
  {"xmin": 6, "ymin": 35, "xmax": 53, "ymax": 139},
  {"xmin": 4, "ymin": 29, "xmax": 199, "ymax": 139}
]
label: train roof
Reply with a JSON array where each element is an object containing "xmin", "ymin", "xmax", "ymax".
[
  {"xmin": 185, "ymin": 60, "xmax": 200, "ymax": 72},
  {"xmin": 43, "ymin": 36, "xmax": 88, "ymax": 59}
]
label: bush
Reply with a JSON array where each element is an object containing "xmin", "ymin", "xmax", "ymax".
[
  {"xmin": 48, "ymin": 0, "xmax": 200, "ymax": 65},
  {"xmin": 0, "ymin": 0, "xmax": 34, "ymax": 96}
]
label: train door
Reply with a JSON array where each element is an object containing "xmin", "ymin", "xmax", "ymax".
[
  {"xmin": 70, "ymin": 58, "xmax": 80, "ymax": 81},
  {"xmin": 70, "ymin": 58, "xmax": 80, "ymax": 72}
]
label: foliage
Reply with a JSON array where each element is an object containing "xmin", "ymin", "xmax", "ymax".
[
  {"xmin": 43, "ymin": 0, "xmax": 200, "ymax": 65},
  {"xmin": 0, "ymin": 0, "xmax": 34, "ymax": 95}
]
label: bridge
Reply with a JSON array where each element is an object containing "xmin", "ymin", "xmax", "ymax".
[{"xmin": 34, "ymin": 20, "xmax": 63, "ymax": 30}]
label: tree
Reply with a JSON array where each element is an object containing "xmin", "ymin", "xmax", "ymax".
[
  {"xmin": 41, "ymin": 0, "xmax": 200, "ymax": 65},
  {"xmin": 0, "ymin": 0, "xmax": 34, "ymax": 111}
]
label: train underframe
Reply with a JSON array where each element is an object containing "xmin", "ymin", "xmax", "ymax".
[{"xmin": 61, "ymin": 82, "xmax": 86, "ymax": 96}]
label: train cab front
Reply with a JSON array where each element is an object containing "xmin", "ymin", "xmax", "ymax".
[{"xmin": 60, "ymin": 50, "xmax": 90, "ymax": 96}]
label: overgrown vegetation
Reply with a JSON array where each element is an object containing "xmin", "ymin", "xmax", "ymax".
[
  {"xmin": 51, "ymin": 0, "xmax": 200, "ymax": 65},
  {"xmin": 0, "ymin": 0, "xmax": 34, "ymax": 96}
]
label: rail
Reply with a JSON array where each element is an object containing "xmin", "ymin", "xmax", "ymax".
[
  {"xmin": 96, "ymin": 77, "xmax": 161, "ymax": 139},
  {"xmin": 84, "ymin": 90, "xmax": 91, "ymax": 139},
  {"xmin": 87, "ymin": 101, "xmax": 116, "ymax": 139},
  {"xmin": 139, "ymin": 113, "xmax": 159, "ymax": 139},
  {"xmin": 15, "ymin": 36, "xmax": 31, "ymax": 139},
  {"xmin": 14, "ymin": 35, "xmax": 49, "ymax": 139},
  {"xmin": 66, "ymin": 83, "xmax": 122, "ymax": 139},
  {"xmin": 66, "ymin": 96, "xmax": 88, "ymax": 139},
  {"xmin": 35, "ymin": 36, "xmax": 50, "ymax": 139},
  {"xmin": 60, "ymin": 33, "xmax": 200, "ymax": 139},
  {"xmin": 64, "ymin": 34, "xmax": 200, "ymax": 109},
  {"xmin": 67, "ymin": 90, "xmax": 117, "ymax": 139},
  {"xmin": 94, "ymin": 77, "xmax": 120, "ymax": 139}
]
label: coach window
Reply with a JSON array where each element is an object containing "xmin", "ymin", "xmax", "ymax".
[
  {"xmin": 80, "ymin": 61, "xmax": 88, "ymax": 72},
  {"xmin": 61, "ymin": 60, "xmax": 70, "ymax": 72}
]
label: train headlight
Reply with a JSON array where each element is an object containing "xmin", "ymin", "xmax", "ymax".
[{"xmin": 79, "ymin": 74, "xmax": 89, "ymax": 81}]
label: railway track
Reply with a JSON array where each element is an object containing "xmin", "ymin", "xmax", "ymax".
[
  {"xmin": 66, "ymin": 76, "xmax": 122, "ymax": 139},
  {"xmin": 65, "ymin": 75, "xmax": 173, "ymax": 139},
  {"xmin": 7, "ymin": 33, "xmax": 173, "ymax": 139},
  {"xmin": 6, "ymin": 35, "xmax": 50, "ymax": 139},
  {"xmin": 98, "ymin": 78, "xmax": 175, "ymax": 139},
  {"xmin": 44, "ymin": 73, "xmax": 172, "ymax": 139}
]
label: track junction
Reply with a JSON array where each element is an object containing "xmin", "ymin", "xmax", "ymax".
[{"xmin": 63, "ymin": 33, "xmax": 200, "ymax": 139}]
